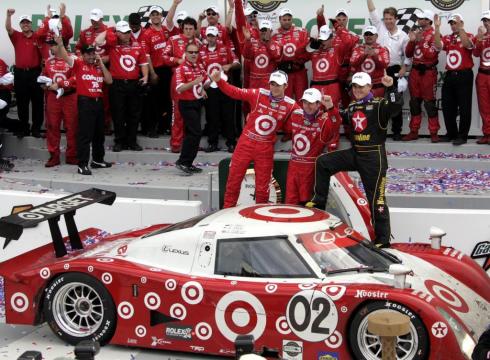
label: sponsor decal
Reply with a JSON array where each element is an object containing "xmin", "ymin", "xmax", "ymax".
[
  {"xmin": 471, "ymin": 241, "xmax": 490, "ymax": 271},
  {"xmin": 355, "ymin": 290, "xmax": 388, "ymax": 299},
  {"xmin": 166, "ymin": 325, "xmax": 193, "ymax": 341},
  {"xmin": 282, "ymin": 340, "xmax": 303, "ymax": 360},
  {"xmin": 127, "ymin": 338, "xmax": 138, "ymax": 344},
  {"xmin": 351, "ymin": 111, "xmax": 367, "ymax": 133},
  {"xmin": 384, "ymin": 301, "xmax": 416, "ymax": 319},
  {"xmin": 17, "ymin": 194, "xmax": 93, "ymax": 220},
  {"xmin": 190, "ymin": 345, "xmax": 205, "ymax": 352},
  {"xmin": 151, "ymin": 336, "xmax": 172, "ymax": 346},
  {"xmin": 426, "ymin": 0, "xmax": 466, "ymax": 11},
  {"xmin": 162, "ymin": 245, "xmax": 190, "ymax": 256},
  {"xmin": 317, "ymin": 352, "xmax": 339, "ymax": 360},
  {"xmin": 431, "ymin": 321, "xmax": 448, "ymax": 338},
  {"xmin": 248, "ymin": 0, "xmax": 289, "ymax": 13}
]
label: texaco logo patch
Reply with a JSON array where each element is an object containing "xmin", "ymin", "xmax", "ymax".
[
  {"xmin": 315, "ymin": 59, "xmax": 330, "ymax": 73},
  {"xmin": 120, "ymin": 55, "xmax": 136, "ymax": 72},
  {"xmin": 431, "ymin": 321, "xmax": 448, "ymax": 338},
  {"xmin": 293, "ymin": 134, "xmax": 311, "ymax": 156},
  {"xmin": 254, "ymin": 115, "xmax": 277, "ymax": 136},
  {"xmin": 361, "ymin": 58, "xmax": 375, "ymax": 73},
  {"xmin": 446, "ymin": 49, "xmax": 462, "ymax": 70},
  {"xmin": 283, "ymin": 43, "xmax": 297, "ymax": 57},
  {"xmin": 351, "ymin": 111, "xmax": 367, "ymax": 133},
  {"xmin": 255, "ymin": 54, "xmax": 269, "ymax": 69}
]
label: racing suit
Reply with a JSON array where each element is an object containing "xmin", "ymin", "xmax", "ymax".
[
  {"xmin": 42, "ymin": 56, "xmax": 77, "ymax": 162},
  {"xmin": 350, "ymin": 43, "xmax": 390, "ymax": 97},
  {"xmin": 242, "ymin": 37, "xmax": 282, "ymax": 89},
  {"xmin": 285, "ymin": 107, "xmax": 341, "ymax": 205},
  {"xmin": 405, "ymin": 27, "xmax": 440, "ymax": 135},
  {"xmin": 163, "ymin": 34, "xmax": 202, "ymax": 152},
  {"xmin": 311, "ymin": 86, "xmax": 402, "ymax": 246},
  {"xmin": 36, "ymin": 16, "xmax": 73, "ymax": 60},
  {"xmin": 272, "ymin": 26, "xmax": 309, "ymax": 99},
  {"xmin": 474, "ymin": 32, "xmax": 490, "ymax": 140},
  {"xmin": 215, "ymin": 79, "xmax": 300, "ymax": 208}
]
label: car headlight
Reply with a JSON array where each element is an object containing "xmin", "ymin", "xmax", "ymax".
[{"xmin": 437, "ymin": 307, "xmax": 476, "ymax": 359}]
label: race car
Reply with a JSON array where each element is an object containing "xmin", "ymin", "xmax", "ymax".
[{"xmin": 0, "ymin": 188, "xmax": 488, "ymax": 360}]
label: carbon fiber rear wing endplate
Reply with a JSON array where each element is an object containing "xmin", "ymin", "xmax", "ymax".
[{"xmin": 0, "ymin": 188, "xmax": 116, "ymax": 257}]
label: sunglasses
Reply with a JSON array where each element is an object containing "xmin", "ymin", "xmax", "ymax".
[
  {"xmin": 187, "ymin": 50, "xmax": 199, "ymax": 54},
  {"xmin": 206, "ymin": 11, "xmax": 217, "ymax": 16},
  {"xmin": 260, "ymin": 28, "xmax": 269, "ymax": 32}
]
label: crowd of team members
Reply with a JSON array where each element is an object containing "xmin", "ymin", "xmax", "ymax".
[{"xmin": 0, "ymin": 1, "xmax": 489, "ymax": 180}]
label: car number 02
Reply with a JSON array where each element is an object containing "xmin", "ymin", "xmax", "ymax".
[{"xmin": 286, "ymin": 290, "xmax": 339, "ymax": 342}]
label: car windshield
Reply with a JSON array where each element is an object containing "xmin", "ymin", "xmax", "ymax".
[
  {"xmin": 142, "ymin": 212, "xmax": 213, "ymax": 238},
  {"xmin": 297, "ymin": 223, "xmax": 394, "ymax": 274}
]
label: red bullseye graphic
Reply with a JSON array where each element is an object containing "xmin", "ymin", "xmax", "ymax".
[
  {"xmin": 293, "ymin": 134, "xmax": 310, "ymax": 156},
  {"xmin": 315, "ymin": 59, "xmax": 330, "ymax": 73},
  {"xmin": 425, "ymin": 280, "xmax": 469, "ymax": 313},
  {"xmin": 144, "ymin": 292, "xmax": 161, "ymax": 310},
  {"xmin": 181, "ymin": 281, "xmax": 204, "ymax": 305},
  {"xmin": 447, "ymin": 50, "xmax": 462, "ymax": 70},
  {"xmin": 165, "ymin": 279, "xmax": 177, "ymax": 291},
  {"xmin": 254, "ymin": 115, "xmax": 276, "ymax": 136},
  {"xmin": 414, "ymin": 48, "xmax": 422, "ymax": 59},
  {"xmin": 321, "ymin": 285, "xmax": 346, "ymax": 301},
  {"xmin": 11, "ymin": 292, "xmax": 29, "ymax": 312},
  {"xmin": 135, "ymin": 325, "xmax": 147, "ymax": 337},
  {"xmin": 361, "ymin": 58, "xmax": 375, "ymax": 73},
  {"xmin": 224, "ymin": 301, "xmax": 258, "ymax": 334},
  {"xmin": 482, "ymin": 48, "xmax": 490, "ymax": 62},
  {"xmin": 195, "ymin": 322, "xmax": 213, "ymax": 340},
  {"xmin": 101, "ymin": 272, "xmax": 113, "ymax": 284},
  {"xmin": 170, "ymin": 303, "xmax": 187, "ymax": 320},
  {"xmin": 284, "ymin": 43, "xmax": 296, "ymax": 57},
  {"xmin": 120, "ymin": 55, "xmax": 136, "ymax": 72},
  {"xmin": 275, "ymin": 316, "xmax": 291, "ymax": 335},
  {"xmin": 63, "ymin": 263, "xmax": 70, "ymax": 270},
  {"xmin": 96, "ymin": 258, "xmax": 114, "ymax": 263},
  {"xmin": 255, "ymin": 54, "xmax": 269, "ymax": 69},
  {"xmin": 325, "ymin": 330, "xmax": 343, "ymax": 348},
  {"xmin": 265, "ymin": 284, "xmax": 278, "ymax": 293},
  {"xmin": 117, "ymin": 301, "xmax": 134, "ymax": 319},
  {"xmin": 239, "ymin": 205, "xmax": 329, "ymax": 223},
  {"xmin": 40, "ymin": 267, "xmax": 50, "ymax": 279}
]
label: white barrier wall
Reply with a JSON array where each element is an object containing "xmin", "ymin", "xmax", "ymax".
[{"xmin": 0, "ymin": 190, "xmax": 202, "ymax": 262}]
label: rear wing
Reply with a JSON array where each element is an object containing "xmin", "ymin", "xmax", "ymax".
[{"xmin": 0, "ymin": 188, "xmax": 116, "ymax": 257}]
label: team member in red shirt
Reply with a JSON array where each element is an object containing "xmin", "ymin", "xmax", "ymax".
[
  {"xmin": 174, "ymin": 43, "xmax": 207, "ymax": 175},
  {"xmin": 200, "ymin": 26, "xmax": 240, "ymax": 153},
  {"xmin": 350, "ymin": 26, "xmax": 390, "ymax": 97},
  {"xmin": 198, "ymin": 5, "xmax": 232, "ymax": 45},
  {"xmin": 210, "ymin": 69, "xmax": 300, "ymax": 208},
  {"xmin": 435, "ymin": 14, "xmax": 475, "ymax": 145},
  {"xmin": 272, "ymin": 8, "xmax": 309, "ymax": 100},
  {"xmin": 42, "ymin": 39, "xmax": 77, "ymax": 167},
  {"xmin": 403, "ymin": 10, "xmax": 441, "ymax": 142},
  {"xmin": 474, "ymin": 11, "xmax": 490, "ymax": 144},
  {"xmin": 0, "ymin": 58, "xmax": 14, "ymax": 171},
  {"xmin": 56, "ymin": 37, "xmax": 113, "ymax": 175},
  {"xmin": 163, "ymin": 17, "xmax": 202, "ymax": 153},
  {"xmin": 242, "ymin": 20, "xmax": 282, "ymax": 89},
  {"xmin": 5, "ymin": 9, "xmax": 43, "ymax": 138},
  {"xmin": 285, "ymin": 88, "xmax": 340, "ymax": 205},
  {"xmin": 97, "ymin": 21, "xmax": 149, "ymax": 152}
]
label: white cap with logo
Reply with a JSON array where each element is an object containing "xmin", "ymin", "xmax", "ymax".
[
  {"xmin": 206, "ymin": 26, "xmax": 219, "ymax": 37},
  {"xmin": 482, "ymin": 10, "xmax": 490, "ymax": 20},
  {"xmin": 116, "ymin": 20, "xmax": 131, "ymax": 33},
  {"xmin": 18, "ymin": 15, "xmax": 32, "ymax": 23},
  {"xmin": 269, "ymin": 71, "xmax": 288, "ymax": 85},
  {"xmin": 149, "ymin": 5, "xmax": 164, "ymax": 14},
  {"xmin": 176, "ymin": 10, "xmax": 189, "ymax": 22},
  {"xmin": 363, "ymin": 25, "xmax": 378, "ymax": 35},
  {"xmin": 279, "ymin": 8, "xmax": 293, "ymax": 17},
  {"xmin": 244, "ymin": 6, "xmax": 258, "ymax": 16},
  {"xmin": 448, "ymin": 13, "xmax": 464, "ymax": 23},
  {"xmin": 335, "ymin": 9, "xmax": 349, "ymax": 17},
  {"xmin": 352, "ymin": 72, "xmax": 372, "ymax": 86},
  {"xmin": 206, "ymin": 6, "xmax": 219, "ymax": 14},
  {"xmin": 419, "ymin": 9, "xmax": 435, "ymax": 21},
  {"xmin": 90, "ymin": 8, "xmax": 104, "ymax": 21},
  {"xmin": 301, "ymin": 88, "xmax": 322, "ymax": 103},
  {"xmin": 259, "ymin": 19, "xmax": 273, "ymax": 30},
  {"xmin": 318, "ymin": 25, "xmax": 333, "ymax": 40}
]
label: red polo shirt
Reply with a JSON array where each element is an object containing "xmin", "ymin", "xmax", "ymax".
[
  {"xmin": 71, "ymin": 58, "xmax": 104, "ymax": 98},
  {"xmin": 8, "ymin": 30, "xmax": 42, "ymax": 69}
]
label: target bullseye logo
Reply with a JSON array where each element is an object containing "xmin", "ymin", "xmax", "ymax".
[
  {"xmin": 165, "ymin": 279, "xmax": 177, "ymax": 291},
  {"xmin": 361, "ymin": 58, "xmax": 375, "ymax": 73},
  {"xmin": 135, "ymin": 325, "xmax": 147, "ymax": 338},
  {"xmin": 239, "ymin": 205, "xmax": 329, "ymax": 222},
  {"xmin": 117, "ymin": 301, "xmax": 134, "ymax": 319},
  {"xmin": 293, "ymin": 134, "xmax": 311, "ymax": 156},
  {"xmin": 482, "ymin": 48, "xmax": 490, "ymax": 62},
  {"xmin": 144, "ymin": 292, "xmax": 161, "ymax": 310},
  {"xmin": 193, "ymin": 83, "xmax": 204, "ymax": 99},
  {"xmin": 11, "ymin": 292, "xmax": 29, "ymax": 312},
  {"xmin": 181, "ymin": 281, "xmax": 204, "ymax": 305},
  {"xmin": 446, "ymin": 50, "xmax": 462, "ymax": 70},
  {"xmin": 101, "ymin": 272, "xmax": 113, "ymax": 284},
  {"xmin": 40, "ymin": 267, "xmax": 50, "ymax": 279},
  {"xmin": 414, "ymin": 48, "xmax": 422, "ymax": 59},
  {"xmin": 53, "ymin": 73, "xmax": 67, "ymax": 83},
  {"xmin": 276, "ymin": 316, "xmax": 291, "ymax": 335},
  {"xmin": 170, "ymin": 303, "xmax": 187, "ymax": 320},
  {"xmin": 325, "ymin": 330, "xmax": 343, "ymax": 348},
  {"xmin": 120, "ymin": 55, "xmax": 136, "ymax": 72},
  {"xmin": 215, "ymin": 291, "xmax": 266, "ymax": 342},
  {"xmin": 283, "ymin": 43, "xmax": 297, "ymax": 57},
  {"xmin": 357, "ymin": 198, "xmax": 368, "ymax": 206},
  {"xmin": 207, "ymin": 62, "xmax": 222, "ymax": 76},
  {"xmin": 63, "ymin": 263, "xmax": 70, "ymax": 270},
  {"xmin": 96, "ymin": 258, "xmax": 114, "ymax": 263},
  {"xmin": 195, "ymin": 322, "xmax": 213, "ymax": 340},
  {"xmin": 321, "ymin": 285, "xmax": 346, "ymax": 301},
  {"xmin": 425, "ymin": 280, "xmax": 469, "ymax": 313},
  {"xmin": 255, "ymin": 54, "xmax": 269, "ymax": 69},
  {"xmin": 315, "ymin": 59, "xmax": 330, "ymax": 73},
  {"xmin": 254, "ymin": 115, "xmax": 277, "ymax": 136},
  {"xmin": 265, "ymin": 284, "xmax": 278, "ymax": 293}
]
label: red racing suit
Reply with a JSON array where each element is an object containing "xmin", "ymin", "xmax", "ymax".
[
  {"xmin": 405, "ymin": 27, "xmax": 440, "ymax": 133},
  {"xmin": 42, "ymin": 56, "xmax": 77, "ymax": 160},
  {"xmin": 272, "ymin": 26, "xmax": 309, "ymax": 99},
  {"xmin": 216, "ymin": 80, "xmax": 300, "ymax": 208},
  {"xmin": 284, "ymin": 107, "xmax": 341, "ymax": 204},
  {"xmin": 163, "ymin": 34, "xmax": 202, "ymax": 151},
  {"xmin": 36, "ymin": 16, "xmax": 74, "ymax": 60},
  {"xmin": 350, "ymin": 43, "xmax": 390, "ymax": 97},
  {"xmin": 242, "ymin": 37, "xmax": 282, "ymax": 89},
  {"xmin": 474, "ymin": 33, "xmax": 490, "ymax": 136}
]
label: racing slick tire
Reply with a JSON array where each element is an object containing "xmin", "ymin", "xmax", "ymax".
[
  {"xmin": 348, "ymin": 301, "xmax": 429, "ymax": 360},
  {"xmin": 43, "ymin": 272, "xmax": 117, "ymax": 345}
]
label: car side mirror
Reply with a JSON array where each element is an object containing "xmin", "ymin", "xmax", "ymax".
[
  {"xmin": 429, "ymin": 226, "xmax": 446, "ymax": 250},
  {"xmin": 389, "ymin": 264, "xmax": 413, "ymax": 289}
]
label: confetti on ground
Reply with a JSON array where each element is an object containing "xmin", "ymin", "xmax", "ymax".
[{"xmin": 387, "ymin": 151, "xmax": 490, "ymax": 160}]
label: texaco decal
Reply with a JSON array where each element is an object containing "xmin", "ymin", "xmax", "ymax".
[
  {"xmin": 118, "ymin": 301, "xmax": 135, "ymax": 319},
  {"xmin": 321, "ymin": 285, "xmax": 346, "ymax": 301},
  {"xmin": 446, "ymin": 50, "xmax": 462, "ymax": 70},
  {"xmin": 425, "ymin": 280, "xmax": 469, "ymax": 313},
  {"xmin": 215, "ymin": 291, "xmax": 267, "ymax": 342},
  {"xmin": 193, "ymin": 83, "xmax": 204, "ymax": 99},
  {"xmin": 293, "ymin": 134, "xmax": 311, "ymax": 156},
  {"xmin": 283, "ymin": 43, "xmax": 297, "ymax": 57},
  {"xmin": 144, "ymin": 292, "xmax": 161, "ymax": 310},
  {"xmin": 276, "ymin": 316, "xmax": 292, "ymax": 335},
  {"xmin": 165, "ymin": 279, "xmax": 177, "ymax": 291},
  {"xmin": 170, "ymin": 303, "xmax": 187, "ymax": 320},
  {"xmin": 181, "ymin": 281, "xmax": 204, "ymax": 305},
  {"xmin": 101, "ymin": 272, "xmax": 113, "ymax": 284},
  {"xmin": 135, "ymin": 325, "xmax": 147, "ymax": 338},
  {"xmin": 361, "ymin": 58, "xmax": 375, "ymax": 73},
  {"xmin": 315, "ymin": 59, "xmax": 330, "ymax": 73},
  {"xmin": 431, "ymin": 321, "xmax": 448, "ymax": 338},
  {"xmin": 10, "ymin": 292, "xmax": 29, "ymax": 312},
  {"xmin": 195, "ymin": 322, "xmax": 213, "ymax": 340},
  {"xmin": 265, "ymin": 284, "xmax": 278, "ymax": 294},
  {"xmin": 255, "ymin": 54, "xmax": 269, "ymax": 69},
  {"xmin": 120, "ymin": 55, "xmax": 136, "ymax": 72},
  {"xmin": 254, "ymin": 115, "xmax": 277, "ymax": 136},
  {"xmin": 40, "ymin": 267, "xmax": 50, "ymax": 279},
  {"xmin": 325, "ymin": 330, "xmax": 343, "ymax": 348}
]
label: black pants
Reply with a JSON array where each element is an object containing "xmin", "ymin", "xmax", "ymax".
[
  {"xmin": 386, "ymin": 65, "xmax": 403, "ymax": 135},
  {"xmin": 178, "ymin": 99, "xmax": 202, "ymax": 166},
  {"xmin": 145, "ymin": 66, "xmax": 172, "ymax": 134},
  {"xmin": 442, "ymin": 69, "xmax": 474, "ymax": 139},
  {"xmin": 312, "ymin": 147, "xmax": 391, "ymax": 245},
  {"xmin": 110, "ymin": 79, "xmax": 142, "ymax": 146},
  {"xmin": 13, "ymin": 67, "xmax": 43, "ymax": 134},
  {"xmin": 77, "ymin": 96, "xmax": 105, "ymax": 165},
  {"xmin": 205, "ymin": 87, "xmax": 236, "ymax": 147}
]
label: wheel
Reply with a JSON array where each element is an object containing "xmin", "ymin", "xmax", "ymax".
[
  {"xmin": 348, "ymin": 301, "xmax": 429, "ymax": 360},
  {"xmin": 43, "ymin": 272, "xmax": 117, "ymax": 345}
]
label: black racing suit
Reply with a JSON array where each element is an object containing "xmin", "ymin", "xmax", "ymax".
[{"xmin": 311, "ymin": 86, "xmax": 402, "ymax": 246}]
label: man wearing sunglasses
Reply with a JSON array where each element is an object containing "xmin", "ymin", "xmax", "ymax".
[
  {"xmin": 474, "ymin": 11, "xmax": 490, "ymax": 145},
  {"xmin": 210, "ymin": 69, "xmax": 300, "ymax": 208},
  {"xmin": 198, "ymin": 6, "xmax": 232, "ymax": 46}
]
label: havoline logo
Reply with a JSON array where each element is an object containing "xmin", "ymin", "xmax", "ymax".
[
  {"xmin": 471, "ymin": 241, "xmax": 490, "ymax": 271},
  {"xmin": 248, "ymin": 0, "xmax": 289, "ymax": 13},
  {"xmin": 426, "ymin": 0, "xmax": 466, "ymax": 11}
]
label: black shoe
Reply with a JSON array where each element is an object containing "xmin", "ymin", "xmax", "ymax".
[
  {"xmin": 78, "ymin": 164, "xmax": 92, "ymax": 175},
  {"xmin": 175, "ymin": 162, "xmax": 193, "ymax": 175},
  {"xmin": 0, "ymin": 158, "xmax": 14, "ymax": 171},
  {"xmin": 227, "ymin": 144, "xmax": 235, "ymax": 153},
  {"xmin": 392, "ymin": 133, "xmax": 402, "ymax": 141},
  {"xmin": 148, "ymin": 130, "xmax": 159, "ymax": 138},
  {"xmin": 31, "ymin": 130, "xmax": 42, "ymax": 138},
  {"xmin": 452, "ymin": 137, "xmax": 467, "ymax": 146},
  {"xmin": 188, "ymin": 165, "xmax": 203, "ymax": 173},
  {"xmin": 205, "ymin": 144, "xmax": 219, "ymax": 153},
  {"xmin": 112, "ymin": 143, "xmax": 123, "ymax": 152},
  {"xmin": 128, "ymin": 143, "xmax": 143, "ymax": 151},
  {"xmin": 91, "ymin": 160, "xmax": 112, "ymax": 169},
  {"xmin": 439, "ymin": 135, "xmax": 456, "ymax": 142}
]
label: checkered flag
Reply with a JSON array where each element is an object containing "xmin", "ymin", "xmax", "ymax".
[
  {"xmin": 397, "ymin": 8, "xmax": 423, "ymax": 34},
  {"xmin": 137, "ymin": 5, "xmax": 168, "ymax": 28}
]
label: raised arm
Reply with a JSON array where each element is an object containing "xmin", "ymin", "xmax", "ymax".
[
  {"xmin": 5, "ymin": 9, "xmax": 15, "ymax": 36},
  {"xmin": 55, "ymin": 35, "xmax": 74, "ymax": 66},
  {"xmin": 165, "ymin": 0, "xmax": 182, "ymax": 30},
  {"xmin": 434, "ymin": 14, "xmax": 443, "ymax": 51}
]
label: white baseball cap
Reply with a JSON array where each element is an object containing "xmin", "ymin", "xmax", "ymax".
[
  {"xmin": 259, "ymin": 19, "xmax": 273, "ymax": 30},
  {"xmin": 90, "ymin": 8, "xmax": 103, "ymax": 21},
  {"xmin": 205, "ymin": 6, "xmax": 219, "ymax": 14},
  {"xmin": 448, "ymin": 13, "xmax": 464, "ymax": 23},
  {"xmin": 18, "ymin": 15, "xmax": 32, "ymax": 23},
  {"xmin": 363, "ymin": 25, "xmax": 378, "ymax": 35},
  {"xmin": 335, "ymin": 9, "xmax": 349, "ymax": 17},
  {"xmin": 419, "ymin": 9, "xmax": 435, "ymax": 21},
  {"xmin": 244, "ymin": 6, "xmax": 258, "ymax": 16},
  {"xmin": 149, "ymin": 5, "xmax": 164, "ymax": 14},
  {"xmin": 352, "ymin": 72, "xmax": 372, "ymax": 86},
  {"xmin": 176, "ymin": 10, "xmax": 189, "ymax": 22},
  {"xmin": 279, "ymin": 8, "xmax": 293, "ymax": 17},
  {"xmin": 50, "ymin": 8, "xmax": 59, "ymax": 18},
  {"xmin": 482, "ymin": 10, "xmax": 490, "ymax": 20},
  {"xmin": 301, "ymin": 88, "xmax": 322, "ymax": 103},
  {"xmin": 206, "ymin": 26, "xmax": 219, "ymax": 37},
  {"xmin": 116, "ymin": 20, "xmax": 131, "ymax": 33},
  {"xmin": 269, "ymin": 71, "xmax": 288, "ymax": 85},
  {"xmin": 318, "ymin": 25, "xmax": 333, "ymax": 40}
]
